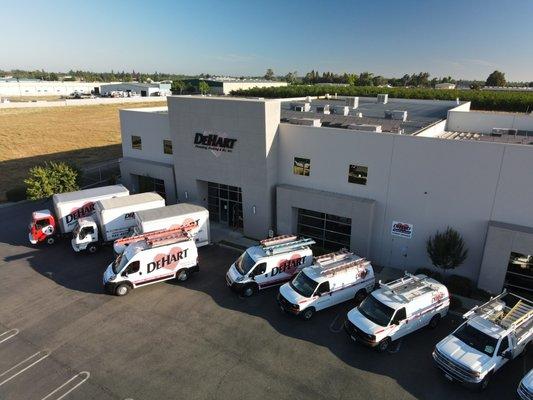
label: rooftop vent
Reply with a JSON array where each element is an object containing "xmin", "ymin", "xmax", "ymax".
[
  {"xmin": 348, "ymin": 124, "xmax": 382, "ymax": 132},
  {"xmin": 345, "ymin": 97, "xmax": 359, "ymax": 109},
  {"xmin": 288, "ymin": 118, "xmax": 322, "ymax": 127},
  {"xmin": 377, "ymin": 94, "xmax": 388, "ymax": 104},
  {"xmin": 305, "ymin": 96, "xmax": 312, "ymax": 102},
  {"xmin": 331, "ymin": 105, "xmax": 349, "ymax": 116},
  {"xmin": 492, "ymin": 128, "xmax": 518, "ymax": 136},
  {"xmin": 316, "ymin": 105, "xmax": 330, "ymax": 114},
  {"xmin": 385, "ymin": 110, "xmax": 408, "ymax": 121},
  {"xmin": 290, "ymin": 102, "xmax": 311, "ymax": 112},
  {"xmin": 355, "ymin": 112, "xmax": 363, "ymax": 118}
]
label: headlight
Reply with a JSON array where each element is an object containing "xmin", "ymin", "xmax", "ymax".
[
  {"xmin": 109, "ymin": 274, "xmax": 117, "ymax": 281},
  {"xmin": 236, "ymin": 276, "xmax": 244, "ymax": 282}
]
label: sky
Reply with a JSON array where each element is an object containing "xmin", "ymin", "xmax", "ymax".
[{"xmin": 1, "ymin": 0, "xmax": 532, "ymax": 81}]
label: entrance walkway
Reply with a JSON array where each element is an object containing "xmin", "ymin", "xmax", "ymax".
[{"xmin": 210, "ymin": 222, "xmax": 258, "ymax": 251}]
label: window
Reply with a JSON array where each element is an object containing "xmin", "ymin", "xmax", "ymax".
[
  {"xmin": 297, "ymin": 208, "xmax": 351, "ymax": 251},
  {"xmin": 293, "ymin": 157, "xmax": 311, "ymax": 176},
  {"xmin": 124, "ymin": 261, "xmax": 140, "ymax": 275},
  {"xmin": 392, "ymin": 307, "xmax": 407, "ymax": 324},
  {"xmin": 163, "ymin": 139, "xmax": 173, "ymax": 155},
  {"xmin": 497, "ymin": 336, "xmax": 509, "ymax": 356},
  {"xmin": 348, "ymin": 164, "xmax": 368, "ymax": 185},
  {"xmin": 131, "ymin": 135, "xmax": 142, "ymax": 150},
  {"xmin": 316, "ymin": 281, "xmax": 330, "ymax": 295},
  {"xmin": 252, "ymin": 263, "xmax": 266, "ymax": 276}
]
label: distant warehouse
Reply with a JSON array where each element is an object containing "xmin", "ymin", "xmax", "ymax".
[
  {"xmin": 182, "ymin": 78, "xmax": 288, "ymax": 95},
  {"xmin": 99, "ymin": 82, "xmax": 171, "ymax": 97}
]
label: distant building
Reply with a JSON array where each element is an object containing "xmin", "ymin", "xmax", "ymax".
[
  {"xmin": 182, "ymin": 78, "xmax": 288, "ymax": 95},
  {"xmin": 0, "ymin": 80, "xmax": 102, "ymax": 97},
  {"xmin": 99, "ymin": 82, "xmax": 171, "ymax": 97},
  {"xmin": 435, "ymin": 83, "xmax": 456, "ymax": 89}
]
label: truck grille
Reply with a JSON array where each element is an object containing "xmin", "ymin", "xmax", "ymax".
[
  {"xmin": 433, "ymin": 348, "xmax": 479, "ymax": 383},
  {"xmin": 344, "ymin": 320, "xmax": 374, "ymax": 341},
  {"xmin": 225, "ymin": 273, "xmax": 232, "ymax": 286},
  {"xmin": 278, "ymin": 294, "xmax": 298, "ymax": 312},
  {"xmin": 518, "ymin": 381, "xmax": 533, "ymax": 400}
]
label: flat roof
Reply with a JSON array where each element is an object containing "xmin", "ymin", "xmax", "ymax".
[
  {"xmin": 441, "ymin": 130, "xmax": 533, "ymax": 145},
  {"xmin": 281, "ymin": 97, "xmax": 461, "ymax": 135}
]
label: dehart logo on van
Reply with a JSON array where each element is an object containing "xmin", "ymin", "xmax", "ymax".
[
  {"xmin": 194, "ymin": 132, "xmax": 237, "ymax": 157},
  {"xmin": 147, "ymin": 248, "xmax": 189, "ymax": 273},
  {"xmin": 270, "ymin": 255, "xmax": 306, "ymax": 278},
  {"xmin": 65, "ymin": 202, "xmax": 95, "ymax": 225}
]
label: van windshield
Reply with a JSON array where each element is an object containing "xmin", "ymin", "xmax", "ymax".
[
  {"xmin": 358, "ymin": 295, "xmax": 395, "ymax": 327},
  {"xmin": 235, "ymin": 251, "xmax": 255, "ymax": 275},
  {"xmin": 290, "ymin": 271, "xmax": 318, "ymax": 298},
  {"xmin": 112, "ymin": 253, "xmax": 129, "ymax": 274},
  {"xmin": 453, "ymin": 323, "xmax": 498, "ymax": 356}
]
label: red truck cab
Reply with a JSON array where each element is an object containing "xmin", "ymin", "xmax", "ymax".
[{"xmin": 29, "ymin": 210, "xmax": 57, "ymax": 245}]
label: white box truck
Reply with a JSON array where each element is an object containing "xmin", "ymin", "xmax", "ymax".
[
  {"xmin": 433, "ymin": 291, "xmax": 532, "ymax": 390},
  {"xmin": 103, "ymin": 229, "xmax": 198, "ymax": 296},
  {"xmin": 28, "ymin": 185, "xmax": 129, "ymax": 245},
  {"xmin": 71, "ymin": 192, "xmax": 165, "ymax": 253},
  {"xmin": 113, "ymin": 204, "xmax": 210, "ymax": 254}
]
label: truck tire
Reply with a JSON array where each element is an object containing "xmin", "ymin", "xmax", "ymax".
[
  {"xmin": 377, "ymin": 337, "xmax": 391, "ymax": 352},
  {"xmin": 176, "ymin": 269, "xmax": 189, "ymax": 282},
  {"xmin": 242, "ymin": 284, "xmax": 258, "ymax": 297},
  {"xmin": 115, "ymin": 284, "xmax": 130, "ymax": 296},
  {"xmin": 86, "ymin": 244, "xmax": 98, "ymax": 254},
  {"xmin": 300, "ymin": 307, "xmax": 315, "ymax": 321},
  {"xmin": 428, "ymin": 314, "xmax": 441, "ymax": 329},
  {"xmin": 45, "ymin": 236, "xmax": 56, "ymax": 245},
  {"xmin": 354, "ymin": 289, "xmax": 367, "ymax": 304}
]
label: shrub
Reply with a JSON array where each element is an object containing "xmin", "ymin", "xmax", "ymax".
[
  {"xmin": 24, "ymin": 161, "xmax": 80, "ymax": 200},
  {"xmin": 426, "ymin": 227, "xmax": 468, "ymax": 276},
  {"xmin": 414, "ymin": 267, "xmax": 443, "ymax": 282},
  {"xmin": 446, "ymin": 274, "xmax": 473, "ymax": 297},
  {"xmin": 6, "ymin": 185, "xmax": 27, "ymax": 202}
]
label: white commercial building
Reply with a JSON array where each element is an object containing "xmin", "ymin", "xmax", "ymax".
[
  {"xmin": 184, "ymin": 78, "xmax": 288, "ymax": 95},
  {"xmin": 99, "ymin": 82, "xmax": 171, "ymax": 97},
  {"xmin": 118, "ymin": 95, "xmax": 533, "ymax": 296},
  {"xmin": 0, "ymin": 80, "xmax": 103, "ymax": 97}
]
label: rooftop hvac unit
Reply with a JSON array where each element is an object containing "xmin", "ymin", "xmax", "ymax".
[
  {"xmin": 332, "ymin": 105, "xmax": 349, "ymax": 116},
  {"xmin": 348, "ymin": 124, "xmax": 382, "ymax": 132},
  {"xmin": 355, "ymin": 112, "xmax": 363, "ymax": 118},
  {"xmin": 325, "ymin": 93, "xmax": 331, "ymax": 99},
  {"xmin": 305, "ymin": 96, "xmax": 312, "ymax": 102},
  {"xmin": 492, "ymin": 128, "xmax": 517, "ymax": 136},
  {"xmin": 288, "ymin": 118, "xmax": 322, "ymax": 127},
  {"xmin": 345, "ymin": 97, "xmax": 359, "ymax": 109},
  {"xmin": 384, "ymin": 110, "xmax": 408, "ymax": 121},
  {"xmin": 377, "ymin": 94, "xmax": 388, "ymax": 104},
  {"xmin": 316, "ymin": 105, "xmax": 330, "ymax": 114},
  {"xmin": 290, "ymin": 102, "xmax": 311, "ymax": 112}
]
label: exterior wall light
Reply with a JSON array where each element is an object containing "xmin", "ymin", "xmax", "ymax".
[
  {"xmin": 252, "ymin": 205, "xmax": 257, "ymax": 215},
  {"xmin": 184, "ymin": 191, "xmax": 188, "ymax": 200}
]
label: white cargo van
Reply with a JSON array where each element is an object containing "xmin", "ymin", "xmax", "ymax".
[
  {"xmin": 518, "ymin": 369, "xmax": 533, "ymax": 400},
  {"xmin": 433, "ymin": 291, "xmax": 532, "ymax": 390},
  {"xmin": 113, "ymin": 203, "xmax": 210, "ymax": 253},
  {"xmin": 345, "ymin": 273, "xmax": 449, "ymax": 352},
  {"xmin": 103, "ymin": 229, "xmax": 198, "ymax": 296},
  {"xmin": 278, "ymin": 250, "xmax": 375, "ymax": 320},
  {"xmin": 226, "ymin": 235, "xmax": 315, "ymax": 297},
  {"xmin": 71, "ymin": 193, "xmax": 165, "ymax": 253}
]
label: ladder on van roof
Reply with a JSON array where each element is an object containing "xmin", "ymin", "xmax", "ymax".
[
  {"xmin": 315, "ymin": 250, "xmax": 368, "ymax": 276},
  {"xmin": 379, "ymin": 273, "xmax": 437, "ymax": 302},
  {"xmin": 114, "ymin": 226, "xmax": 190, "ymax": 249},
  {"xmin": 260, "ymin": 235, "xmax": 315, "ymax": 255}
]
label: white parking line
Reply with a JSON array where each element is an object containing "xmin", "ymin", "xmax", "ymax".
[
  {"xmin": 0, "ymin": 350, "xmax": 51, "ymax": 386},
  {"xmin": 40, "ymin": 371, "xmax": 90, "ymax": 400},
  {"xmin": 0, "ymin": 329, "xmax": 19, "ymax": 344},
  {"xmin": 329, "ymin": 314, "xmax": 345, "ymax": 333}
]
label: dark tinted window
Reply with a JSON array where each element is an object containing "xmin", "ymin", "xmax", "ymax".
[
  {"xmin": 131, "ymin": 135, "xmax": 142, "ymax": 150},
  {"xmin": 163, "ymin": 139, "xmax": 173, "ymax": 154}
]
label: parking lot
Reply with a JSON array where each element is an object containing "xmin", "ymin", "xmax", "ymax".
[{"xmin": 0, "ymin": 201, "xmax": 530, "ymax": 400}]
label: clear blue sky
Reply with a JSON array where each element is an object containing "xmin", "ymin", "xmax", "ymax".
[{"xmin": 1, "ymin": 0, "xmax": 532, "ymax": 81}]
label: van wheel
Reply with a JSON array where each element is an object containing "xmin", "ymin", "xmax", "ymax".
[
  {"xmin": 377, "ymin": 337, "xmax": 391, "ymax": 352},
  {"xmin": 115, "ymin": 284, "xmax": 130, "ymax": 296},
  {"xmin": 176, "ymin": 269, "xmax": 189, "ymax": 282},
  {"xmin": 428, "ymin": 314, "xmax": 441, "ymax": 329},
  {"xmin": 86, "ymin": 244, "xmax": 98, "ymax": 254},
  {"xmin": 354, "ymin": 290, "xmax": 367, "ymax": 304},
  {"xmin": 242, "ymin": 284, "xmax": 258, "ymax": 297},
  {"xmin": 45, "ymin": 236, "xmax": 56, "ymax": 245},
  {"xmin": 300, "ymin": 307, "xmax": 315, "ymax": 321}
]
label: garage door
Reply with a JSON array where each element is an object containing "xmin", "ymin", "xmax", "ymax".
[{"xmin": 297, "ymin": 208, "xmax": 351, "ymax": 251}]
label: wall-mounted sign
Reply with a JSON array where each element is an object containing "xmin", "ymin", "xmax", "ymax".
[
  {"xmin": 194, "ymin": 132, "xmax": 237, "ymax": 157},
  {"xmin": 391, "ymin": 221, "xmax": 413, "ymax": 239}
]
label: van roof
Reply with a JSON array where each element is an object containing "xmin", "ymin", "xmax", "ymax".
[
  {"xmin": 136, "ymin": 203, "xmax": 206, "ymax": 223},
  {"xmin": 303, "ymin": 251, "xmax": 369, "ymax": 283},
  {"xmin": 52, "ymin": 185, "xmax": 128, "ymax": 203},
  {"xmin": 98, "ymin": 192, "xmax": 163, "ymax": 210},
  {"xmin": 372, "ymin": 274, "xmax": 445, "ymax": 309}
]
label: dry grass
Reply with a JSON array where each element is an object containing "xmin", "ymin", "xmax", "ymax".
[{"xmin": 0, "ymin": 101, "xmax": 166, "ymax": 200}]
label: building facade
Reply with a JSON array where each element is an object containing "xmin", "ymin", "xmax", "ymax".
[{"xmin": 119, "ymin": 95, "xmax": 533, "ymax": 295}]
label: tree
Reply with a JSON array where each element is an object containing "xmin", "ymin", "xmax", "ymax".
[
  {"xmin": 426, "ymin": 227, "xmax": 468, "ymax": 275},
  {"xmin": 24, "ymin": 162, "xmax": 80, "ymax": 200},
  {"xmin": 284, "ymin": 71, "xmax": 298, "ymax": 84},
  {"xmin": 198, "ymin": 81, "xmax": 210, "ymax": 94},
  {"xmin": 358, "ymin": 72, "xmax": 374, "ymax": 86},
  {"xmin": 485, "ymin": 70, "xmax": 506, "ymax": 87},
  {"xmin": 171, "ymin": 79, "xmax": 186, "ymax": 94},
  {"xmin": 264, "ymin": 68, "xmax": 275, "ymax": 81},
  {"xmin": 372, "ymin": 75, "xmax": 386, "ymax": 87}
]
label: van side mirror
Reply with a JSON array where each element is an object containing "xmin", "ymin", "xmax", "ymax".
[{"xmin": 502, "ymin": 349, "xmax": 512, "ymax": 359}]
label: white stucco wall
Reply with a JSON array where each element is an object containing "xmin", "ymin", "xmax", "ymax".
[{"xmin": 0, "ymin": 81, "xmax": 102, "ymax": 96}]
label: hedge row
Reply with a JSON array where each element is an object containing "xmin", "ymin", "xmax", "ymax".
[{"xmin": 231, "ymin": 85, "xmax": 533, "ymax": 113}]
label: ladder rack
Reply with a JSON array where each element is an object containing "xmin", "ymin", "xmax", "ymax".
[
  {"xmin": 314, "ymin": 248, "xmax": 351, "ymax": 264},
  {"xmin": 379, "ymin": 273, "xmax": 437, "ymax": 302},
  {"xmin": 114, "ymin": 226, "xmax": 190, "ymax": 249},
  {"xmin": 261, "ymin": 236, "xmax": 315, "ymax": 255},
  {"xmin": 463, "ymin": 290, "xmax": 508, "ymax": 320},
  {"xmin": 319, "ymin": 256, "xmax": 368, "ymax": 277}
]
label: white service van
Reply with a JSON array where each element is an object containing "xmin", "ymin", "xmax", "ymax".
[
  {"xmin": 433, "ymin": 291, "xmax": 533, "ymax": 390},
  {"xmin": 518, "ymin": 369, "xmax": 533, "ymax": 400},
  {"xmin": 103, "ymin": 228, "xmax": 198, "ymax": 296},
  {"xmin": 278, "ymin": 250, "xmax": 375, "ymax": 320},
  {"xmin": 226, "ymin": 235, "xmax": 315, "ymax": 297},
  {"xmin": 345, "ymin": 273, "xmax": 449, "ymax": 352}
]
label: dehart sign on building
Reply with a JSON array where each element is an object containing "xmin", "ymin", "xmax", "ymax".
[
  {"xmin": 391, "ymin": 221, "xmax": 413, "ymax": 239},
  {"xmin": 194, "ymin": 132, "xmax": 237, "ymax": 155}
]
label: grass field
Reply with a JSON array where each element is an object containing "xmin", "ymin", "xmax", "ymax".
[{"xmin": 0, "ymin": 101, "xmax": 166, "ymax": 201}]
